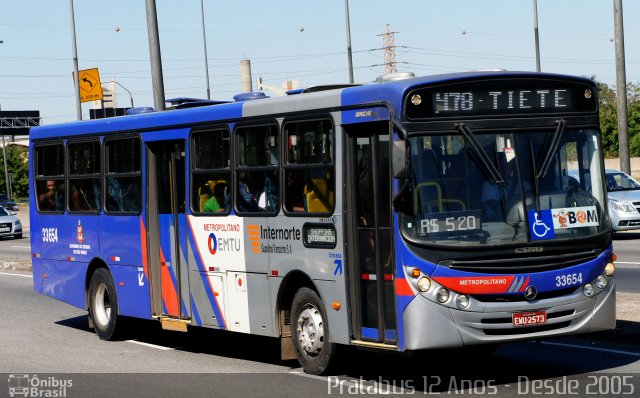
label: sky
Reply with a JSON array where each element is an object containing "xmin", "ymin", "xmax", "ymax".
[{"xmin": 1, "ymin": 0, "xmax": 639, "ymax": 125}]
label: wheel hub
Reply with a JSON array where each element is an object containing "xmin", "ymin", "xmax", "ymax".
[
  {"xmin": 94, "ymin": 283, "xmax": 111, "ymax": 327},
  {"xmin": 296, "ymin": 305, "xmax": 324, "ymax": 356}
]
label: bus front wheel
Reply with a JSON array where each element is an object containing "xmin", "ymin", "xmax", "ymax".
[
  {"xmin": 89, "ymin": 268, "xmax": 121, "ymax": 340},
  {"xmin": 291, "ymin": 287, "xmax": 337, "ymax": 375}
]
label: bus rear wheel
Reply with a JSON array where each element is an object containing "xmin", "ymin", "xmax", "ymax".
[
  {"xmin": 291, "ymin": 287, "xmax": 337, "ymax": 375},
  {"xmin": 89, "ymin": 268, "xmax": 121, "ymax": 340}
]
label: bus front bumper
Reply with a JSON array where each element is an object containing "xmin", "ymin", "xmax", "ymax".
[{"xmin": 402, "ymin": 280, "xmax": 616, "ymax": 351}]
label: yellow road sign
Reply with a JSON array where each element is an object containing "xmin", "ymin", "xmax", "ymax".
[{"xmin": 78, "ymin": 68, "xmax": 103, "ymax": 103}]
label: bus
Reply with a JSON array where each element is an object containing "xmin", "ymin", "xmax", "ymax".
[{"xmin": 30, "ymin": 71, "xmax": 616, "ymax": 375}]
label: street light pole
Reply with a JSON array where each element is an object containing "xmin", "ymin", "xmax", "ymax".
[
  {"xmin": 344, "ymin": 0, "xmax": 354, "ymax": 83},
  {"xmin": 533, "ymin": 0, "xmax": 541, "ymax": 72},
  {"xmin": 200, "ymin": 0, "xmax": 211, "ymax": 99},
  {"xmin": 614, "ymin": 0, "xmax": 630, "ymax": 174},
  {"xmin": 0, "ymin": 40, "xmax": 10, "ymax": 198},
  {"xmin": 69, "ymin": 0, "xmax": 82, "ymax": 120},
  {"xmin": 145, "ymin": 0, "xmax": 166, "ymax": 111},
  {"xmin": 109, "ymin": 80, "xmax": 134, "ymax": 108}
]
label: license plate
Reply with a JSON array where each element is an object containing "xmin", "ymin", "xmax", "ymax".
[
  {"xmin": 0, "ymin": 227, "xmax": 10, "ymax": 232},
  {"xmin": 512, "ymin": 310, "xmax": 547, "ymax": 327}
]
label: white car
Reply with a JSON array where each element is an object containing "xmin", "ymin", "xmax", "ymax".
[
  {"xmin": 604, "ymin": 169, "xmax": 640, "ymax": 232},
  {"xmin": 0, "ymin": 205, "xmax": 22, "ymax": 239}
]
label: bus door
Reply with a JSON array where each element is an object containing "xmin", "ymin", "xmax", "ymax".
[
  {"xmin": 345, "ymin": 121, "xmax": 397, "ymax": 344},
  {"xmin": 146, "ymin": 140, "xmax": 190, "ymax": 322}
]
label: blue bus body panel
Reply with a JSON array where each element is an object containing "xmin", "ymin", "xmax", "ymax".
[
  {"xmin": 110, "ymin": 264, "xmax": 152, "ymax": 319},
  {"xmin": 36, "ymin": 259, "xmax": 88, "ymax": 310}
]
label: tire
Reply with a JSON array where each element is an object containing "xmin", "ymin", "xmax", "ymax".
[
  {"xmin": 88, "ymin": 268, "xmax": 122, "ymax": 340},
  {"xmin": 14, "ymin": 234, "xmax": 22, "ymax": 239},
  {"xmin": 291, "ymin": 287, "xmax": 337, "ymax": 375}
]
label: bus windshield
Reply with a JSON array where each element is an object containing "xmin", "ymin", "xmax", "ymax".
[{"xmin": 401, "ymin": 128, "xmax": 608, "ymax": 247}]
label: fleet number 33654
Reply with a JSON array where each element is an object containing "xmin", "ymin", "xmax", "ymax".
[
  {"xmin": 42, "ymin": 227, "xmax": 59, "ymax": 243},
  {"xmin": 555, "ymin": 272, "xmax": 583, "ymax": 287}
]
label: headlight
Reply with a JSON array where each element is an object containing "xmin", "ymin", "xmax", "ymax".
[
  {"xmin": 436, "ymin": 288, "xmax": 450, "ymax": 303},
  {"xmin": 14, "ymin": 220, "xmax": 21, "ymax": 226},
  {"xmin": 583, "ymin": 283, "xmax": 595, "ymax": 297},
  {"xmin": 595, "ymin": 275, "xmax": 608, "ymax": 289},
  {"xmin": 455, "ymin": 294, "xmax": 470, "ymax": 309},
  {"xmin": 609, "ymin": 199, "xmax": 635, "ymax": 212},
  {"xmin": 417, "ymin": 277, "xmax": 431, "ymax": 292}
]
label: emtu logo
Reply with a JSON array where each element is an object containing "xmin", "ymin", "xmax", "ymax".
[
  {"xmin": 207, "ymin": 233, "xmax": 218, "ymax": 255},
  {"xmin": 247, "ymin": 225, "xmax": 260, "ymax": 253}
]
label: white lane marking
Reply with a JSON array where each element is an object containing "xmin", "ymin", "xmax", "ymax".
[
  {"xmin": 615, "ymin": 261, "xmax": 640, "ymax": 265},
  {"xmin": 126, "ymin": 340, "xmax": 174, "ymax": 351},
  {"xmin": 0, "ymin": 272, "xmax": 32, "ymax": 278},
  {"xmin": 538, "ymin": 341, "xmax": 640, "ymax": 357},
  {"xmin": 10, "ymin": 246, "xmax": 31, "ymax": 249}
]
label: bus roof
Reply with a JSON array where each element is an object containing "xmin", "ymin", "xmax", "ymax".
[{"xmin": 30, "ymin": 71, "xmax": 593, "ymax": 140}]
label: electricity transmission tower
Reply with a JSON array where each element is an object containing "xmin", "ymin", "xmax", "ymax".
[{"xmin": 377, "ymin": 24, "xmax": 399, "ymax": 74}]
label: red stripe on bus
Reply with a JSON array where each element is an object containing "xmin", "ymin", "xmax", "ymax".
[
  {"xmin": 432, "ymin": 276, "xmax": 516, "ymax": 295},
  {"xmin": 394, "ymin": 278, "xmax": 414, "ymax": 296},
  {"xmin": 519, "ymin": 276, "xmax": 530, "ymax": 293},
  {"xmin": 159, "ymin": 249, "xmax": 179, "ymax": 316}
]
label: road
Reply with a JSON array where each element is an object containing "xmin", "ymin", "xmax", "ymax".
[
  {"xmin": 1, "ymin": 268, "xmax": 639, "ymax": 397},
  {"xmin": 612, "ymin": 231, "xmax": 640, "ymax": 293}
]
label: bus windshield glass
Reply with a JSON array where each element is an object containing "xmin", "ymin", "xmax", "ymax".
[{"xmin": 401, "ymin": 128, "xmax": 608, "ymax": 247}]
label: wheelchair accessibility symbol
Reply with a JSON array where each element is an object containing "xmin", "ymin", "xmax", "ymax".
[{"xmin": 527, "ymin": 210, "xmax": 555, "ymax": 240}]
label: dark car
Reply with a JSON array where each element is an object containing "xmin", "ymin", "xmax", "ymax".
[{"xmin": 0, "ymin": 194, "xmax": 18, "ymax": 211}]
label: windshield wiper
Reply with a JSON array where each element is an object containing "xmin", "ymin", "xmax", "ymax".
[
  {"xmin": 455, "ymin": 123, "xmax": 504, "ymax": 184},
  {"xmin": 536, "ymin": 119, "xmax": 566, "ymax": 180}
]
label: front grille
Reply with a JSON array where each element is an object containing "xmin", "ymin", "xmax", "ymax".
[
  {"xmin": 483, "ymin": 321, "xmax": 571, "ymax": 336},
  {"xmin": 0, "ymin": 222, "xmax": 11, "ymax": 230},
  {"xmin": 473, "ymin": 287, "xmax": 578, "ymax": 302},
  {"xmin": 445, "ymin": 250, "xmax": 600, "ymax": 274}
]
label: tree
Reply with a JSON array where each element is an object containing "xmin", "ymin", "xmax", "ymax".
[
  {"xmin": 0, "ymin": 144, "xmax": 29, "ymax": 199},
  {"xmin": 595, "ymin": 79, "xmax": 640, "ymax": 158}
]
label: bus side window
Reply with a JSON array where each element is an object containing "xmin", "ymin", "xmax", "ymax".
[
  {"xmin": 68, "ymin": 140, "xmax": 101, "ymax": 213},
  {"xmin": 235, "ymin": 124, "xmax": 279, "ymax": 214},
  {"xmin": 283, "ymin": 119, "xmax": 334, "ymax": 214},
  {"xmin": 105, "ymin": 137, "xmax": 142, "ymax": 214},
  {"xmin": 191, "ymin": 129, "xmax": 231, "ymax": 215},
  {"xmin": 35, "ymin": 143, "xmax": 65, "ymax": 213}
]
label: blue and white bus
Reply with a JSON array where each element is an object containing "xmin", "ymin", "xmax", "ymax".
[{"xmin": 30, "ymin": 71, "xmax": 616, "ymax": 375}]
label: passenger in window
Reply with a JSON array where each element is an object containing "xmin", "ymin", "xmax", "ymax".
[
  {"xmin": 286, "ymin": 173, "xmax": 306, "ymax": 212},
  {"xmin": 258, "ymin": 176, "xmax": 278, "ymax": 211},
  {"xmin": 237, "ymin": 181, "xmax": 258, "ymax": 212},
  {"xmin": 204, "ymin": 182, "xmax": 227, "ymax": 213},
  {"xmin": 39, "ymin": 180, "xmax": 57, "ymax": 211}
]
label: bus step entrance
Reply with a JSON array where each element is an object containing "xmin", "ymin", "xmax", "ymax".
[{"xmin": 160, "ymin": 317, "xmax": 190, "ymax": 332}]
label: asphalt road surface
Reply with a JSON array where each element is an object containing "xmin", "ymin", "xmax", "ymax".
[{"xmin": 0, "ymin": 269, "xmax": 639, "ymax": 398}]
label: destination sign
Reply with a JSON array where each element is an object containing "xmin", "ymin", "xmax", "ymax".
[
  {"xmin": 432, "ymin": 89, "xmax": 573, "ymax": 114},
  {"xmin": 405, "ymin": 79, "xmax": 597, "ymax": 119}
]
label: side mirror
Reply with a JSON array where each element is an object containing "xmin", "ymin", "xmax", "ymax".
[
  {"xmin": 392, "ymin": 140, "xmax": 407, "ymax": 179},
  {"xmin": 9, "ymin": 210, "xmax": 17, "ymax": 216}
]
